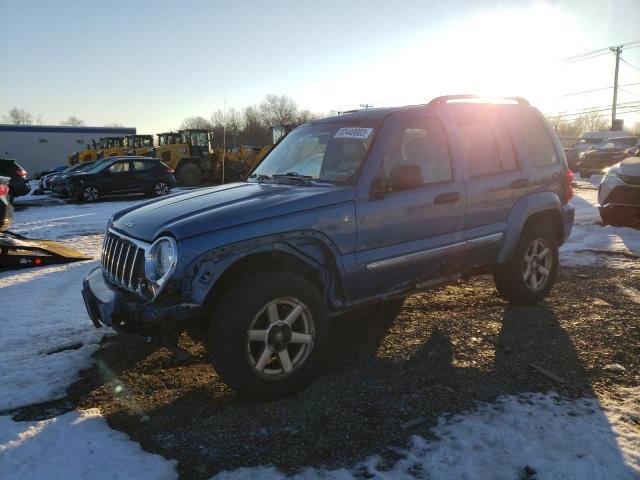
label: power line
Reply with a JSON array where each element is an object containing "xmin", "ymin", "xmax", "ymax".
[
  {"xmin": 547, "ymin": 102, "xmax": 640, "ymax": 119},
  {"xmin": 556, "ymin": 83, "xmax": 640, "ymax": 98},
  {"xmin": 557, "ymin": 40, "xmax": 640, "ymax": 65},
  {"xmin": 620, "ymin": 56, "xmax": 640, "ymax": 73}
]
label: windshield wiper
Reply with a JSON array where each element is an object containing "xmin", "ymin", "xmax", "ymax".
[{"xmin": 271, "ymin": 172, "xmax": 312, "ymax": 185}]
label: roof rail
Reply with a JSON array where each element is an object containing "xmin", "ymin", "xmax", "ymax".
[{"xmin": 428, "ymin": 95, "xmax": 530, "ymax": 106}]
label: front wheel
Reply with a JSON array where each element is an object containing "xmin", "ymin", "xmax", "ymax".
[
  {"xmin": 494, "ymin": 224, "xmax": 559, "ymax": 305},
  {"xmin": 208, "ymin": 271, "xmax": 328, "ymax": 399},
  {"xmin": 175, "ymin": 163, "xmax": 202, "ymax": 187},
  {"xmin": 79, "ymin": 185, "xmax": 99, "ymax": 202}
]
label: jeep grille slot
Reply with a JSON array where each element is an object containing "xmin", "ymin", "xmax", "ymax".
[{"xmin": 101, "ymin": 231, "xmax": 146, "ymax": 292}]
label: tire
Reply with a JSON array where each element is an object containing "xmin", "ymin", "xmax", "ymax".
[
  {"xmin": 151, "ymin": 180, "xmax": 170, "ymax": 197},
  {"xmin": 600, "ymin": 208, "xmax": 629, "ymax": 227},
  {"xmin": 493, "ymin": 224, "xmax": 559, "ymax": 305},
  {"xmin": 207, "ymin": 271, "xmax": 328, "ymax": 400},
  {"xmin": 580, "ymin": 170, "xmax": 591, "ymax": 179},
  {"xmin": 175, "ymin": 163, "xmax": 202, "ymax": 187},
  {"xmin": 79, "ymin": 185, "xmax": 100, "ymax": 202}
]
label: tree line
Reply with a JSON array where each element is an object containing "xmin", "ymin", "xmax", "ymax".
[
  {"xmin": 546, "ymin": 109, "xmax": 640, "ymax": 137},
  {"xmin": 180, "ymin": 94, "xmax": 323, "ymax": 147}
]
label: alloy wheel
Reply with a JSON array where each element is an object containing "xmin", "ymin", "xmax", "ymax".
[
  {"xmin": 83, "ymin": 186, "xmax": 99, "ymax": 201},
  {"xmin": 245, "ymin": 297, "xmax": 315, "ymax": 379},
  {"xmin": 522, "ymin": 238, "xmax": 552, "ymax": 291},
  {"xmin": 154, "ymin": 182, "xmax": 169, "ymax": 196}
]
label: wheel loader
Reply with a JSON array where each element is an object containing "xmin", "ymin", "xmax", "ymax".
[{"xmin": 124, "ymin": 135, "xmax": 155, "ymax": 156}]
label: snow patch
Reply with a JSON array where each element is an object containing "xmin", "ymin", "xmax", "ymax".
[
  {"xmin": 0, "ymin": 409, "xmax": 177, "ymax": 479},
  {"xmin": 213, "ymin": 391, "xmax": 640, "ymax": 480}
]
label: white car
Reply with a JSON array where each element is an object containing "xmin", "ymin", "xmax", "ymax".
[{"xmin": 598, "ymin": 155, "xmax": 640, "ymax": 226}]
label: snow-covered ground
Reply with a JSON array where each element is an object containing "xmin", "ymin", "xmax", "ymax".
[{"xmin": 1, "ymin": 185, "xmax": 639, "ymax": 479}]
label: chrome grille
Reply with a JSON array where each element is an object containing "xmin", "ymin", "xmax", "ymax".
[{"xmin": 101, "ymin": 230, "xmax": 147, "ymax": 293}]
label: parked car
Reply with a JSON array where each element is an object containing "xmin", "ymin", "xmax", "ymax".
[
  {"xmin": 598, "ymin": 155, "xmax": 640, "ymax": 226},
  {"xmin": 33, "ymin": 165, "xmax": 66, "ymax": 180},
  {"xmin": 82, "ymin": 95, "xmax": 574, "ymax": 399},
  {"xmin": 580, "ymin": 136, "xmax": 640, "ymax": 178},
  {"xmin": 40, "ymin": 161, "xmax": 98, "ymax": 193},
  {"xmin": 573, "ymin": 130, "xmax": 626, "ymax": 152},
  {"xmin": 51, "ymin": 158, "xmax": 117, "ymax": 196},
  {"xmin": 0, "ymin": 158, "xmax": 30, "ymax": 202},
  {"xmin": 67, "ymin": 156, "xmax": 177, "ymax": 202},
  {"xmin": 0, "ymin": 176, "xmax": 13, "ymax": 231},
  {"xmin": 564, "ymin": 147, "xmax": 580, "ymax": 170}
]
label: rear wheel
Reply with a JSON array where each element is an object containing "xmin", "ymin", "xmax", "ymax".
[
  {"xmin": 494, "ymin": 224, "xmax": 558, "ymax": 305},
  {"xmin": 175, "ymin": 163, "xmax": 202, "ymax": 187},
  {"xmin": 152, "ymin": 181, "xmax": 170, "ymax": 197},
  {"xmin": 208, "ymin": 271, "xmax": 328, "ymax": 400}
]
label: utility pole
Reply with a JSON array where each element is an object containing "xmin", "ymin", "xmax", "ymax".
[{"xmin": 611, "ymin": 45, "xmax": 622, "ymax": 128}]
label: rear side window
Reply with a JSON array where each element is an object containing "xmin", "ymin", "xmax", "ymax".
[
  {"xmin": 133, "ymin": 160, "xmax": 152, "ymax": 171},
  {"xmin": 507, "ymin": 110, "xmax": 558, "ymax": 167},
  {"xmin": 456, "ymin": 116, "xmax": 502, "ymax": 177}
]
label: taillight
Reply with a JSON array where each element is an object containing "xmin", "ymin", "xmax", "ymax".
[
  {"xmin": 17, "ymin": 168, "xmax": 27, "ymax": 178},
  {"xmin": 562, "ymin": 169, "xmax": 574, "ymax": 204},
  {"xmin": 0, "ymin": 184, "xmax": 8, "ymax": 196},
  {"xmin": 166, "ymin": 168, "xmax": 174, "ymax": 173}
]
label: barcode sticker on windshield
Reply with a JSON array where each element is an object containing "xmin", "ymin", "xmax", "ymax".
[{"xmin": 334, "ymin": 127, "xmax": 373, "ymax": 139}]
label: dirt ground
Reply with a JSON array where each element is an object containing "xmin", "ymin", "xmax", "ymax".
[{"xmin": 11, "ymin": 263, "xmax": 640, "ymax": 479}]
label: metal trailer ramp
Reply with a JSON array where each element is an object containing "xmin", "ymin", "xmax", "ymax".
[{"xmin": 0, "ymin": 231, "xmax": 92, "ymax": 270}]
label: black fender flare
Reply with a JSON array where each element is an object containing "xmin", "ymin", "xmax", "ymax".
[{"xmin": 497, "ymin": 192, "xmax": 563, "ymax": 264}]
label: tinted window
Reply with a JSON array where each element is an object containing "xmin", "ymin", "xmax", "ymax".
[
  {"xmin": 132, "ymin": 160, "xmax": 150, "ymax": 171},
  {"xmin": 493, "ymin": 122, "xmax": 519, "ymax": 172},
  {"xmin": 507, "ymin": 110, "xmax": 558, "ymax": 167},
  {"xmin": 384, "ymin": 117, "xmax": 452, "ymax": 185},
  {"xmin": 108, "ymin": 162, "xmax": 130, "ymax": 173},
  {"xmin": 456, "ymin": 116, "xmax": 502, "ymax": 177}
]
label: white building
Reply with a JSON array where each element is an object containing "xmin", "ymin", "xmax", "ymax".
[{"xmin": 0, "ymin": 124, "xmax": 136, "ymax": 174}]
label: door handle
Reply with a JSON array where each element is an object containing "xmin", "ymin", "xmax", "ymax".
[
  {"xmin": 510, "ymin": 178, "xmax": 530, "ymax": 189},
  {"xmin": 434, "ymin": 192, "xmax": 461, "ymax": 204}
]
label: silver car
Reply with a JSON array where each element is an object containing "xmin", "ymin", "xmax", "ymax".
[{"xmin": 598, "ymin": 155, "xmax": 640, "ymax": 226}]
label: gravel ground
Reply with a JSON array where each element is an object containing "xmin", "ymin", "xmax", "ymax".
[{"xmin": 12, "ymin": 263, "xmax": 640, "ymax": 479}]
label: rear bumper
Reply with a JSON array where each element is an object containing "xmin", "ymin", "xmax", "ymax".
[{"xmin": 82, "ymin": 267, "xmax": 200, "ymax": 334}]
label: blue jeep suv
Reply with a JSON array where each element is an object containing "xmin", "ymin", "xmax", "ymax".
[{"xmin": 82, "ymin": 95, "xmax": 575, "ymax": 399}]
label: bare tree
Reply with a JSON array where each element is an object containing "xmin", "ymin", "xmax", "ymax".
[
  {"xmin": 259, "ymin": 94, "xmax": 298, "ymax": 127},
  {"xmin": 572, "ymin": 110, "xmax": 608, "ymax": 134},
  {"xmin": 629, "ymin": 121, "xmax": 640, "ymax": 136},
  {"xmin": 180, "ymin": 116, "xmax": 212, "ymax": 130},
  {"xmin": 3, "ymin": 107, "xmax": 34, "ymax": 125},
  {"xmin": 104, "ymin": 122, "xmax": 124, "ymax": 128},
  {"xmin": 242, "ymin": 105, "xmax": 270, "ymax": 145},
  {"xmin": 296, "ymin": 109, "xmax": 317, "ymax": 124},
  {"xmin": 60, "ymin": 116, "xmax": 85, "ymax": 126}
]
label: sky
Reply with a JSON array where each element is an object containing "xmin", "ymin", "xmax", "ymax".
[{"xmin": 1, "ymin": 0, "xmax": 639, "ymax": 134}]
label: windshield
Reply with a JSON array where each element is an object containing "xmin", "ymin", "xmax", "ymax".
[
  {"xmin": 83, "ymin": 158, "xmax": 112, "ymax": 173},
  {"xmin": 250, "ymin": 123, "xmax": 376, "ymax": 184}
]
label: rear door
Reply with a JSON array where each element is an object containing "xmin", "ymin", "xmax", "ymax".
[
  {"xmin": 454, "ymin": 106, "xmax": 531, "ymax": 264},
  {"xmin": 352, "ymin": 114, "xmax": 466, "ymax": 299},
  {"xmin": 100, "ymin": 160, "xmax": 134, "ymax": 193},
  {"xmin": 130, "ymin": 159, "xmax": 154, "ymax": 191}
]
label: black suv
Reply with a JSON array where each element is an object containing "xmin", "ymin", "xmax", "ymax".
[
  {"xmin": 0, "ymin": 158, "xmax": 30, "ymax": 202},
  {"xmin": 66, "ymin": 157, "xmax": 177, "ymax": 202}
]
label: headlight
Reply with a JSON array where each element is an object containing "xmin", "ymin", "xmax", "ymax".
[
  {"xmin": 145, "ymin": 236, "xmax": 177, "ymax": 282},
  {"xmin": 604, "ymin": 169, "xmax": 620, "ymax": 180}
]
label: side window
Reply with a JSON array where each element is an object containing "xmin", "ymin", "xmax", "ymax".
[
  {"xmin": 507, "ymin": 110, "xmax": 558, "ymax": 167},
  {"xmin": 108, "ymin": 162, "xmax": 130, "ymax": 173},
  {"xmin": 384, "ymin": 117, "xmax": 452, "ymax": 185},
  {"xmin": 456, "ymin": 115, "xmax": 502, "ymax": 177},
  {"xmin": 132, "ymin": 160, "xmax": 150, "ymax": 171}
]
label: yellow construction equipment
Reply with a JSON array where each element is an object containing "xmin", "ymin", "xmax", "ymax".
[
  {"xmin": 124, "ymin": 135, "xmax": 155, "ymax": 156},
  {"xmin": 96, "ymin": 137, "xmax": 127, "ymax": 159}
]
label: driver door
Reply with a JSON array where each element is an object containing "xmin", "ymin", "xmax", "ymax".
[{"xmin": 352, "ymin": 116, "xmax": 466, "ymax": 299}]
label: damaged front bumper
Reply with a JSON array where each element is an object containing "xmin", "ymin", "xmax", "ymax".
[{"xmin": 82, "ymin": 266, "xmax": 200, "ymax": 335}]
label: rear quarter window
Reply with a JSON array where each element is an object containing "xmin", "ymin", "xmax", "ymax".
[{"xmin": 506, "ymin": 110, "xmax": 558, "ymax": 167}]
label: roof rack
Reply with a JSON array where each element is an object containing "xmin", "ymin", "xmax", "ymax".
[{"xmin": 428, "ymin": 95, "xmax": 530, "ymax": 106}]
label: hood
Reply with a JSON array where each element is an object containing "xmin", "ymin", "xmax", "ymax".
[
  {"xmin": 611, "ymin": 156, "xmax": 640, "ymax": 177},
  {"xmin": 112, "ymin": 182, "xmax": 355, "ymax": 242}
]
